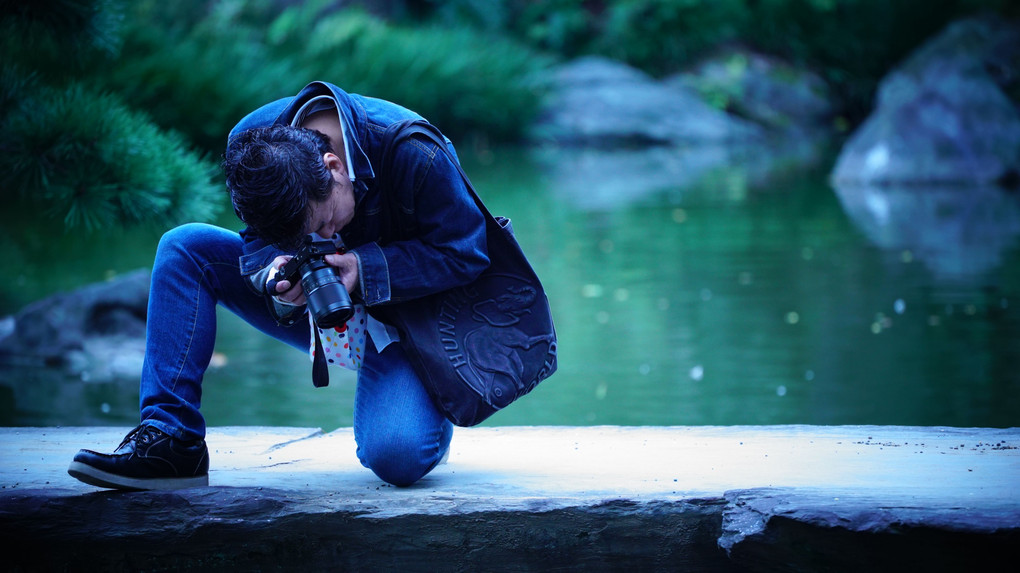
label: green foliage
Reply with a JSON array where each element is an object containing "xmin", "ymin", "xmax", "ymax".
[
  {"xmin": 94, "ymin": 1, "xmax": 295, "ymax": 153},
  {"xmin": 738, "ymin": 0, "xmax": 1006, "ymax": 120},
  {"xmin": 0, "ymin": 0, "xmax": 224, "ymax": 233},
  {"xmin": 0, "ymin": 0, "xmax": 122, "ymax": 67},
  {"xmin": 599, "ymin": 0, "xmax": 744, "ymax": 75},
  {"xmin": 270, "ymin": 6, "xmax": 552, "ymax": 140},
  {"xmin": 418, "ymin": 0, "xmax": 1013, "ymax": 123},
  {"xmin": 2, "ymin": 0, "xmax": 552, "ymax": 233},
  {"xmin": 0, "ymin": 79, "xmax": 220, "ymax": 231},
  {"xmin": 94, "ymin": 0, "xmax": 551, "ymax": 152}
]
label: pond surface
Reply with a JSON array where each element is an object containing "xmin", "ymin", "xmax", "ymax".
[{"xmin": 2, "ymin": 142, "xmax": 1019, "ymax": 430}]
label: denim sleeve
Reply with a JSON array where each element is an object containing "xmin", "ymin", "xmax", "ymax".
[
  {"xmin": 237, "ymin": 227, "xmax": 307, "ymax": 325},
  {"xmin": 350, "ymin": 141, "xmax": 489, "ymax": 306}
]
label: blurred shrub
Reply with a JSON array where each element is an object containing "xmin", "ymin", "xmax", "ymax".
[
  {"xmin": 1, "ymin": 81, "xmax": 221, "ymax": 230},
  {"xmin": 0, "ymin": 0, "xmax": 223, "ymax": 232},
  {"xmin": 1, "ymin": 0, "xmax": 551, "ymax": 233},
  {"xmin": 413, "ymin": 0, "xmax": 1014, "ymax": 123},
  {"xmin": 739, "ymin": 0, "xmax": 1014, "ymax": 122},
  {"xmin": 98, "ymin": 0, "xmax": 551, "ymax": 152},
  {"xmin": 272, "ymin": 3, "xmax": 552, "ymax": 141},
  {"xmin": 93, "ymin": 0, "xmax": 298, "ymax": 154}
]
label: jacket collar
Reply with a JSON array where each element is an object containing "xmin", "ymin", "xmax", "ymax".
[{"xmin": 274, "ymin": 81, "xmax": 376, "ymax": 184}]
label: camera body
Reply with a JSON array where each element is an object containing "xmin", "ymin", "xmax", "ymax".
[{"xmin": 274, "ymin": 235, "xmax": 354, "ymax": 329}]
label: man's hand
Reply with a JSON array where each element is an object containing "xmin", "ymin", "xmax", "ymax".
[
  {"xmin": 325, "ymin": 252, "xmax": 359, "ymax": 294},
  {"xmin": 267, "ymin": 255, "xmax": 306, "ymax": 306},
  {"xmin": 267, "ymin": 252, "xmax": 358, "ymax": 304}
]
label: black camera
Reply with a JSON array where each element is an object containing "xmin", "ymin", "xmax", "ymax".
[{"xmin": 271, "ymin": 235, "xmax": 353, "ymax": 329}]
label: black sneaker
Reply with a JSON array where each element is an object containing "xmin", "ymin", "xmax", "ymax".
[{"xmin": 67, "ymin": 425, "xmax": 209, "ymax": 491}]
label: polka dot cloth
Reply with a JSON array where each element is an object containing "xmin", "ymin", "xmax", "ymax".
[{"xmin": 309, "ymin": 304, "xmax": 367, "ymax": 371}]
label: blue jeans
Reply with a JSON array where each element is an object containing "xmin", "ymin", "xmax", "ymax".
[{"xmin": 139, "ymin": 223, "xmax": 452, "ymax": 486}]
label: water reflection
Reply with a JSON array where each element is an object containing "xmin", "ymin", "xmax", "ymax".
[
  {"xmin": 531, "ymin": 136, "xmax": 827, "ymax": 210},
  {"xmin": 2, "ymin": 146, "xmax": 1019, "ymax": 429},
  {"xmin": 833, "ymin": 184, "xmax": 1020, "ymax": 278}
]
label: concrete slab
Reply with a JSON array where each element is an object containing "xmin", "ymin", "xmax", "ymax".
[{"xmin": 1, "ymin": 425, "xmax": 1017, "ymax": 571}]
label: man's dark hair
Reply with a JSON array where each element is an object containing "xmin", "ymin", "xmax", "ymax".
[{"xmin": 223, "ymin": 125, "xmax": 334, "ymax": 249}]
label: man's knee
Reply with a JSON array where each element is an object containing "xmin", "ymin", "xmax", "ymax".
[
  {"xmin": 357, "ymin": 436, "xmax": 445, "ymax": 487},
  {"xmin": 158, "ymin": 223, "xmax": 220, "ymax": 253}
]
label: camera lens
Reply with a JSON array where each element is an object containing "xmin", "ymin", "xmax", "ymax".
[{"xmin": 300, "ymin": 263, "xmax": 353, "ymax": 329}]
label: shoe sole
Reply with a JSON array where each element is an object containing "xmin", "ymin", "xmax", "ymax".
[{"xmin": 67, "ymin": 461, "xmax": 209, "ymax": 491}]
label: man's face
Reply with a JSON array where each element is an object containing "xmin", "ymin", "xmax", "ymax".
[
  {"xmin": 306, "ymin": 174, "xmax": 355, "ymax": 239},
  {"xmin": 300, "ymin": 110, "xmax": 354, "ymax": 239}
]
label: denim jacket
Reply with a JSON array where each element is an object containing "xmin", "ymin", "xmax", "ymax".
[{"xmin": 228, "ymin": 81, "xmax": 489, "ymax": 324}]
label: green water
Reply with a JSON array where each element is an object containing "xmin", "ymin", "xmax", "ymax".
[{"xmin": 2, "ymin": 145, "xmax": 1019, "ymax": 429}]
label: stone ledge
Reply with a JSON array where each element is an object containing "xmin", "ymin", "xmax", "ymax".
[{"xmin": 1, "ymin": 425, "xmax": 1016, "ymax": 571}]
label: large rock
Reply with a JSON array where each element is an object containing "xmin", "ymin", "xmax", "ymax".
[
  {"xmin": 668, "ymin": 48, "xmax": 835, "ymax": 133},
  {"xmin": 1, "ymin": 426, "xmax": 1017, "ymax": 571},
  {"xmin": 0, "ymin": 269, "xmax": 149, "ymax": 380},
  {"xmin": 530, "ymin": 56, "xmax": 765, "ymax": 146},
  {"xmin": 527, "ymin": 56, "xmax": 835, "ymax": 208},
  {"xmin": 831, "ymin": 16, "xmax": 1020, "ymax": 186}
]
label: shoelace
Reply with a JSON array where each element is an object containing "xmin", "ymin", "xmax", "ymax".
[{"xmin": 119, "ymin": 425, "xmax": 162, "ymax": 449}]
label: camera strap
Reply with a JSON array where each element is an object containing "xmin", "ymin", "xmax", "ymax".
[{"xmin": 312, "ymin": 331, "xmax": 329, "ymax": 387}]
